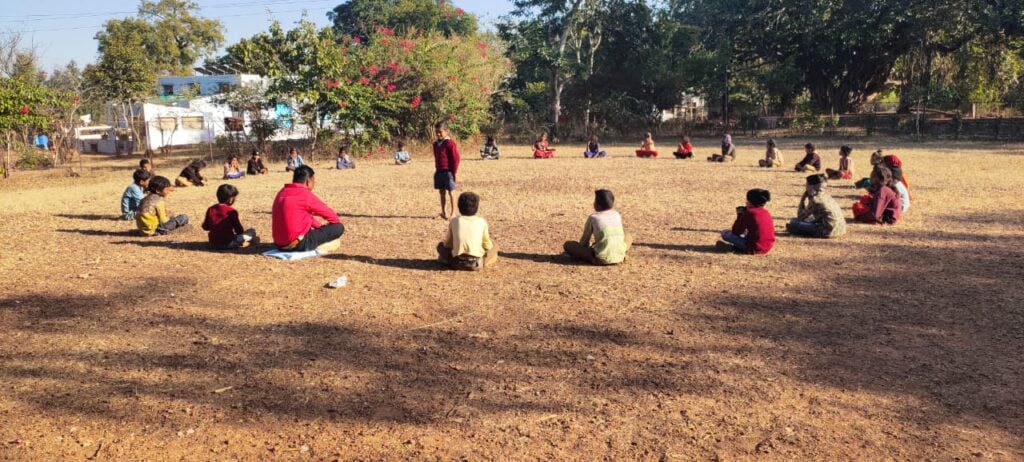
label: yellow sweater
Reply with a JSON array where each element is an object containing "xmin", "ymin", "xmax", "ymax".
[
  {"xmin": 444, "ymin": 215, "xmax": 493, "ymax": 258},
  {"xmin": 136, "ymin": 193, "xmax": 168, "ymax": 236}
]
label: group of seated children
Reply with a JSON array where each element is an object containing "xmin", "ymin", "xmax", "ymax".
[
  {"xmin": 636, "ymin": 132, "xmax": 658, "ymax": 158},
  {"xmin": 480, "ymin": 136, "xmax": 501, "ymax": 160},
  {"xmin": 794, "ymin": 143, "xmax": 822, "ymax": 172},
  {"xmin": 758, "ymin": 139, "xmax": 784, "ymax": 168},
  {"xmin": 674, "ymin": 136, "xmax": 694, "ymax": 159},
  {"xmin": 533, "ymin": 133, "xmax": 556, "ymax": 158},
  {"xmin": 850, "ymin": 151, "xmax": 911, "ymax": 224},
  {"xmin": 584, "ymin": 135, "xmax": 607, "ymax": 158},
  {"xmin": 708, "ymin": 135, "xmax": 737, "ymax": 162}
]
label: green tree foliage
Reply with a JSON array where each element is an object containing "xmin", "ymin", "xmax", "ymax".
[
  {"xmin": 328, "ymin": 0, "xmax": 477, "ymax": 38},
  {"xmin": 0, "ymin": 78, "xmax": 72, "ymax": 174},
  {"xmin": 85, "ymin": 25, "xmax": 156, "ymax": 154},
  {"xmin": 96, "ymin": 0, "xmax": 224, "ymax": 75}
]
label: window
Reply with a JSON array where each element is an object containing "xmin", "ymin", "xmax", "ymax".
[
  {"xmin": 181, "ymin": 116, "xmax": 204, "ymax": 130},
  {"xmin": 156, "ymin": 117, "xmax": 177, "ymax": 131},
  {"xmin": 217, "ymin": 83, "xmax": 236, "ymax": 94},
  {"xmin": 162, "ymin": 84, "xmax": 174, "ymax": 96}
]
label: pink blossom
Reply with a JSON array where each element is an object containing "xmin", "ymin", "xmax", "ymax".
[
  {"xmin": 410, "ymin": 95, "xmax": 422, "ymax": 109},
  {"xmin": 455, "ymin": 8, "xmax": 464, "ymax": 15},
  {"xmin": 353, "ymin": 36, "xmax": 362, "ymax": 44},
  {"xmin": 19, "ymin": 106, "xmax": 29, "ymax": 115},
  {"xmin": 449, "ymin": 114, "xmax": 456, "ymax": 121},
  {"xmin": 368, "ymin": 65, "xmax": 379, "ymax": 75},
  {"xmin": 377, "ymin": 26, "xmax": 395, "ymax": 36},
  {"xmin": 476, "ymin": 42, "xmax": 487, "ymax": 50},
  {"xmin": 359, "ymin": 77, "xmax": 371, "ymax": 85},
  {"xmin": 386, "ymin": 84, "xmax": 397, "ymax": 92},
  {"xmin": 338, "ymin": 101, "xmax": 348, "ymax": 108}
]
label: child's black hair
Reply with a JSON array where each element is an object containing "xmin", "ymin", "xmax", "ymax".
[
  {"xmin": 190, "ymin": 160, "xmax": 206, "ymax": 169},
  {"xmin": 251, "ymin": 149, "xmax": 260, "ymax": 157},
  {"xmin": 139, "ymin": 158, "xmax": 151, "ymax": 168},
  {"xmin": 746, "ymin": 188, "xmax": 771, "ymax": 207},
  {"xmin": 486, "ymin": 135, "xmax": 496, "ymax": 144},
  {"xmin": 805, "ymin": 142, "xmax": 816, "ymax": 151},
  {"xmin": 397, "ymin": 141, "xmax": 405, "ymax": 149},
  {"xmin": 293, "ymin": 165, "xmax": 315, "ymax": 183},
  {"xmin": 227, "ymin": 154, "xmax": 238, "ymax": 161},
  {"xmin": 148, "ymin": 176, "xmax": 171, "ymax": 194},
  {"xmin": 133, "ymin": 169, "xmax": 152, "ymax": 184},
  {"xmin": 840, "ymin": 145, "xmax": 852, "ymax": 156},
  {"xmin": 457, "ymin": 192, "xmax": 479, "ymax": 216},
  {"xmin": 216, "ymin": 184, "xmax": 239, "ymax": 204},
  {"xmin": 435, "ymin": 121, "xmax": 449, "ymax": 132},
  {"xmin": 594, "ymin": 189, "xmax": 615, "ymax": 212}
]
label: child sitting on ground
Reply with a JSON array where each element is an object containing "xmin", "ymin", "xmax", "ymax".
[
  {"xmin": 480, "ymin": 136, "xmax": 500, "ymax": 160},
  {"xmin": 673, "ymin": 136, "xmax": 694, "ymax": 159},
  {"xmin": 176, "ymin": 160, "xmax": 206, "ymax": 187},
  {"xmin": 223, "ymin": 154, "xmax": 246, "ymax": 179},
  {"xmin": 140, "ymin": 158, "xmax": 154, "ymax": 174},
  {"xmin": 336, "ymin": 147, "xmax": 356, "ymax": 169},
  {"xmin": 825, "ymin": 146, "xmax": 854, "ymax": 179},
  {"xmin": 394, "ymin": 141, "xmax": 411, "ymax": 165},
  {"xmin": 636, "ymin": 132, "xmax": 658, "ymax": 158},
  {"xmin": 854, "ymin": 150, "xmax": 885, "ymax": 189},
  {"xmin": 716, "ymin": 188, "xmax": 775, "ymax": 254},
  {"xmin": 563, "ymin": 189, "xmax": 632, "ymax": 265},
  {"xmin": 852, "ymin": 166, "xmax": 902, "ymax": 225},
  {"xmin": 121, "ymin": 169, "xmax": 151, "ymax": 220},
  {"xmin": 136, "ymin": 176, "xmax": 189, "ymax": 236},
  {"xmin": 437, "ymin": 192, "xmax": 498, "ymax": 270},
  {"xmin": 533, "ymin": 133, "xmax": 556, "ymax": 158},
  {"xmin": 794, "ymin": 143, "xmax": 822, "ymax": 172},
  {"xmin": 584, "ymin": 135, "xmax": 608, "ymax": 158},
  {"xmin": 787, "ymin": 174, "xmax": 846, "ymax": 238},
  {"xmin": 202, "ymin": 184, "xmax": 257, "ymax": 250},
  {"xmin": 285, "ymin": 148, "xmax": 304, "ymax": 172},
  {"xmin": 247, "ymin": 150, "xmax": 268, "ymax": 175},
  {"xmin": 708, "ymin": 134, "xmax": 736, "ymax": 162},
  {"xmin": 758, "ymin": 139, "xmax": 783, "ymax": 167}
]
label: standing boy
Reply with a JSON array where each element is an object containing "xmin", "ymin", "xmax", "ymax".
[{"xmin": 432, "ymin": 122, "xmax": 460, "ymax": 219}]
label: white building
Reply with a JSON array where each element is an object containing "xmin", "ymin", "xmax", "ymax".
[{"xmin": 660, "ymin": 94, "xmax": 707, "ymax": 122}]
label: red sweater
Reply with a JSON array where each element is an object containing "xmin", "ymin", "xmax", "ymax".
[
  {"xmin": 202, "ymin": 203, "xmax": 244, "ymax": 247},
  {"xmin": 271, "ymin": 183, "xmax": 340, "ymax": 246},
  {"xmin": 433, "ymin": 138, "xmax": 460, "ymax": 175},
  {"xmin": 731, "ymin": 206, "xmax": 776, "ymax": 254},
  {"xmin": 867, "ymin": 185, "xmax": 902, "ymax": 224}
]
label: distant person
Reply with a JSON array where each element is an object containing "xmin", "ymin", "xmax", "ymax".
[
  {"xmin": 583, "ymin": 135, "xmax": 607, "ymax": 158},
  {"xmin": 394, "ymin": 141, "xmax": 411, "ymax": 165},
  {"xmin": 480, "ymin": 136, "xmax": 500, "ymax": 160},
  {"xmin": 708, "ymin": 134, "xmax": 736, "ymax": 162},
  {"xmin": 825, "ymin": 145, "xmax": 854, "ymax": 180},
  {"xmin": 139, "ymin": 158, "xmax": 154, "ymax": 174},
  {"xmin": 120, "ymin": 169, "xmax": 151, "ymax": 220},
  {"xmin": 636, "ymin": 132, "xmax": 658, "ymax": 158},
  {"xmin": 336, "ymin": 146, "xmax": 356, "ymax": 169},
  {"xmin": 271, "ymin": 165, "xmax": 344, "ymax": 253},
  {"xmin": 202, "ymin": 184, "xmax": 257, "ymax": 250},
  {"xmin": 852, "ymin": 166, "xmax": 901, "ymax": 225},
  {"xmin": 563, "ymin": 189, "xmax": 632, "ymax": 265},
  {"xmin": 223, "ymin": 154, "xmax": 246, "ymax": 180},
  {"xmin": 882, "ymin": 154, "xmax": 911, "ymax": 194},
  {"xmin": 285, "ymin": 148, "xmax": 304, "ymax": 172},
  {"xmin": 787, "ymin": 174, "xmax": 846, "ymax": 238},
  {"xmin": 246, "ymin": 150, "xmax": 268, "ymax": 175},
  {"xmin": 433, "ymin": 122, "xmax": 461, "ymax": 219},
  {"xmin": 175, "ymin": 160, "xmax": 206, "ymax": 187},
  {"xmin": 758, "ymin": 138, "xmax": 783, "ymax": 168},
  {"xmin": 716, "ymin": 188, "xmax": 775, "ymax": 254},
  {"xmin": 437, "ymin": 192, "xmax": 498, "ymax": 270},
  {"xmin": 794, "ymin": 143, "xmax": 822, "ymax": 172},
  {"xmin": 533, "ymin": 132, "xmax": 556, "ymax": 158},
  {"xmin": 673, "ymin": 136, "xmax": 693, "ymax": 159},
  {"xmin": 136, "ymin": 176, "xmax": 189, "ymax": 236},
  {"xmin": 854, "ymin": 150, "xmax": 885, "ymax": 189}
]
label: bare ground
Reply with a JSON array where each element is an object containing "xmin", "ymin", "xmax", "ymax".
[{"xmin": 1, "ymin": 137, "xmax": 1022, "ymax": 460}]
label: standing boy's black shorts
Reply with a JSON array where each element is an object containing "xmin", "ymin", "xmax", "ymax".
[{"xmin": 433, "ymin": 170, "xmax": 456, "ymax": 190}]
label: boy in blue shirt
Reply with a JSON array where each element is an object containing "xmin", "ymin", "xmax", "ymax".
[
  {"xmin": 394, "ymin": 141, "xmax": 411, "ymax": 165},
  {"xmin": 120, "ymin": 169, "xmax": 151, "ymax": 220}
]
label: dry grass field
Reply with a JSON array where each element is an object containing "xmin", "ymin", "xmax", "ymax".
[{"xmin": 1, "ymin": 137, "xmax": 1022, "ymax": 460}]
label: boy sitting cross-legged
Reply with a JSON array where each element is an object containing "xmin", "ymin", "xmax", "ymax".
[
  {"xmin": 202, "ymin": 184, "xmax": 258, "ymax": 250},
  {"xmin": 136, "ymin": 176, "xmax": 189, "ymax": 236},
  {"xmin": 437, "ymin": 192, "xmax": 498, "ymax": 270},
  {"xmin": 564, "ymin": 189, "xmax": 632, "ymax": 265}
]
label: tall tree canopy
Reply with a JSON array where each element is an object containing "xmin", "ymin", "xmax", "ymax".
[
  {"xmin": 96, "ymin": 0, "xmax": 224, "ymax": 75},
  {"xmin": 328, "ymin": 0, "xmax": 478, "ymax": 38}
]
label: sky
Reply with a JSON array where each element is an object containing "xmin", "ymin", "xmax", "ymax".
[{"xmin": 0, "ymin": 0, "xmax": 516, "ymax": 72}]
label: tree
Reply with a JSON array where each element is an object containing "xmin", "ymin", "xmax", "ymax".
[
  {"xmin": 96, "ymin": 0, "xmax": 224, "ymax": 75},
  {"xmin": 0, "ymin": 78, "xmax": 69, "ymax": 176},
  {"xmin": 213, "ymin": 81, "xmax": 279, "ymax": 155},
  {"xmin": 329, "ymin": 0, "xmax": 477, "ymax": 38},
  {"xmin": 85, "ymin": 26, "xmax": 156, "ymax": 154}
]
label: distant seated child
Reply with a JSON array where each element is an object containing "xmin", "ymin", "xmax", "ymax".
[
  {"xmin": 437, "ymin": 192, "xmax": 498, "ymax": 270},
  {"xmin": 480, "ymin": 136, "xmax": 500, "ymax": 160},
  {"xmin": 852, "ymin": 166, "xmax": 901, "ymax": 225},
  {"xmin": 854, "ymin": 150, "xmax": 884, "ymax": 189},
  {"xmin": 673, "ymin": 136, "xmax": 694, "ymax": 159},
  {"xmin": 285, "ymin": 148, "xmax": 304, "ymax": 172},
  {"xmin": 202, "ymin": 184, "xmax": 257, "ymax": 250},
  {"xmin": 708, "ymin": 134, "xmax": 736, "ymax": 162},
  {"xmin": 336, "ymin": 147, "xmax": 356, "ymax": 169},
  {"xmin": 175, "ymin": 160, "xmax": 206, "ymax": 187},
  {"xmin": 136, "ymin": 176, "xmax": 189, "ymax": 236},
  {"xmin": 564, "ymin": 189, "xmax": 632, "ymax": 265},
  {"xmin": 533, "ymin": 133, "xmax": 556, "ymax": 159},
  {"xmin": 758, "ymin": 138, "xmax": 783, "ymax": 167},
  {"xmin": 786, "ymin": 174, "xmax": 846, "ymax": 238},
  {"xmin": 139, "ymin": 158, "xmax": 154, "ymax": 174},
  {"xmin": 636, "ymin": 132, "xmax": 658, "ymax": 158},
  {"xmin": 584, "ymin": 135, "xmax": 607, "ymax": 158},
  {"xmin": 716, "ymin": 188, "xmax": 775, "ymax": 254},
  {"xmin": 223, "ymin": 154, "xmax": 246, "ymax": 179},
  {"xmin": 121, "ymin": 168, "xmax": 152, "ymax": 220},
  {"xmin": 882, "ymin": 154, "xmax": 911, "ymax": 194},
  {"xmin": 395, "ymin": 141, "xmax": 411, "ymax": 165},
  {"xmin": 794, "ymin": 143, "xmax": 822, "ymax": 172},
  {"xmin": 247, "ymin": 150, "xmax": 268, "ymax": 175},
  {"xmin": 825, "ymin": 145, "xmax": 854, "ymax": 180}
]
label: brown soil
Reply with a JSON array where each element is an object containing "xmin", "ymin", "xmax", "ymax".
[{"xmin": 1, "ymin": 138, "xmax": 1022, "ymax": 460}]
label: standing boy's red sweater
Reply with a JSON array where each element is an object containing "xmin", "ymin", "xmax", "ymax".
[
  {"xmin": 433, "ymin": 138, "xmax": 460, "ymax": 176},
  {"xmin": 731, "ymin": 206, "xmax": 776, "ymax": 254},
  {"xmin": 202, "ymin": 203, "xmax": 244, "ymax": 247}
]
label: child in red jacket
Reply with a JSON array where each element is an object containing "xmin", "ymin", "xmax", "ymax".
[
  {"xmin": 717, "ymin": 188, "xmax": 776, "ymax": 255},
  {"xmin": 202, "ymin": 184, "xmax": 258, "ymax": 250},
  {"xmin": 433, "ymin": 121, "xmax": 461, "ymax": 219},
  {"xmin": 852, "ymin": 166, "xmax": 902, "ymax": 225}
]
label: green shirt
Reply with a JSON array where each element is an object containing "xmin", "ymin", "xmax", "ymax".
[{"xmin": 581, "ymin": 210, "xmax": 627, "ymax": 264}]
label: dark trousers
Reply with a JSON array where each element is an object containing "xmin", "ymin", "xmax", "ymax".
[
  {"xmin": 296, "ymin": 223, "xmax": 345, "ymax": 252},
  {"xmin": 157, "ymin": 215, "xmax": 189, "ymax": 235}
]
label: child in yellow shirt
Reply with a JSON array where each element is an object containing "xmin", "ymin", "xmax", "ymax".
[
  {"xmin": 437, "ymin": 192, "xmax": 498, "ymax": 270},
  {"xmin": 136, "ymin": 176, "xmax": 190, "ymax": 236}
]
